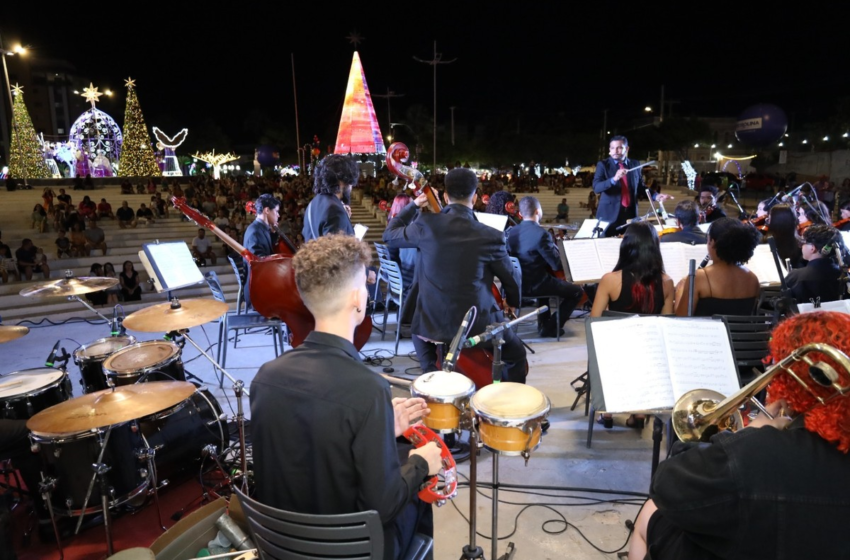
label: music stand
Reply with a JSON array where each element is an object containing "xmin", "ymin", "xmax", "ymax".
[{"xmin": 138, "ymin": 240, "xmax": 204, "ymax": 293}]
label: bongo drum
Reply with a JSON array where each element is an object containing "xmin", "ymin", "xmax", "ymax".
[
  {"xmin": 470, "ymin": 382, "xmax": 550, "ymax": 456},
  {"xmin": 411, "ymin": 371, "xmax": 475, "ymax": 433}
]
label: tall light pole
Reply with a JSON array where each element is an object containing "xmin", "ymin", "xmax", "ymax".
[
  {"xmin": 374, "ymin": 87, "xmax": 404, "ymax": 146},
  {"xmin": 0, "ymin": 33, "xmax": 25, "ymax": 170},
  {"xmin": 414, "ymin": 41, "xmax": 456, "ymax": 175}
]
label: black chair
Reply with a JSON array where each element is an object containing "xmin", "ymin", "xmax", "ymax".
[
  {"xmin": 715, "ymin": 313, "xmax": 774, "ymax": 385},
  {"xmin": 234, "ymin": 487, "xmax": 433, "ymax": 560},
  {"xmin": 508, "ymin": 257, "xmax": 563, "ymax": 342}
]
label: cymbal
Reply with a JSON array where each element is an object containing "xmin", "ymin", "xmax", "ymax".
[
  {"xmin": 0, "ymin": 326, "xmax": 29, "ymax": 344},
  {"xmin": 27, "ymin": 381, "xmax": 196, "ymax": 436},
  {"xmin": 19, "ymin": 276, "xmax": 119, "ymax": 298},
  {"xmin": 123, "ymin": 298, "xmax": 228, "ymax": 332}
]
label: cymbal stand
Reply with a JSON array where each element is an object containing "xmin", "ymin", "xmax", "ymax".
[
  {"xmin": 459, "ymin": 410, "xmax": 485, "ymax": 559},
  {"xmin": 68, "ymin": 295, "xmax": 112, "ymax": 324},
  {"xmin": 137, "ymin": 443, "xmax": 167, "ymax": 531},
  {"xmin": 38, "ymin": 474, "xmax": 63, "ymax": 560},
  {"xmin": 74, "ymin": 425, "xmax": 115, "ymax": 556}
]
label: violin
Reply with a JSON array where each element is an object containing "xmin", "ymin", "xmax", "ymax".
[
  {"xmin": 698, "ymin": 204, "xmax": 717, "ymax": 224},
  {"xmin": 386, "ymin": 142, "xmax": 442, "ymax": 214},
  {"xmin": 245, "ymin": 201, "xmax": 297, "ymax": 256},
  {"xmin": 745, "ymin": 214, "xmax": 769, "ymax": 233},
  {"xmin": 834, "ymin": 217, "xmax": 850, "ymax": 231},
  {"xmin": 798, "ymin": 220, "xmax": 812, "ymax": 236},
  {"xmin": 173, "ymin": 197, "xmax": 373, "ymax": 350}
]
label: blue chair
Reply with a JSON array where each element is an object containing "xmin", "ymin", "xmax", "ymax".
[{"xmin": 376, "ymin": 256, "xmax": 405, "ymax": 356}]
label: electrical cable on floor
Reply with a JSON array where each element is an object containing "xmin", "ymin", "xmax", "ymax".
[
  {"xmin": 359, "ymin": 348, "xmax": 396, "ymax": 368},
  {"xmin": 14, "ymin": 316, "xmax": 107, "ymax": 328}
]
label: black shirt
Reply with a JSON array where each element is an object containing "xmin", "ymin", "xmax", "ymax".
[
  {"xmin": 116, "ymin": 206, "xmax": 135, "ymax": 220},
  {"xmin": 250, "ymin": 331, "xmax": 428, "ymax": 552},
  {"xmin": 785, "ymin": 257, "xmax": 842, "ymax": 305}
]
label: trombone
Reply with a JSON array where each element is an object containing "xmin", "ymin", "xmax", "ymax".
[{"xmin": 673, "ymin": 343, "xmax": 850, "ymax": 442}]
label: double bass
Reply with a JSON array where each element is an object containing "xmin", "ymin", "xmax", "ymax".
[
  {"xmin": 244, "ymin": 201, "xmax": 297, "ymax": 256},
  {"xmin": 172, "ymin": 197, "xmax": 373, "ymax": 350}
]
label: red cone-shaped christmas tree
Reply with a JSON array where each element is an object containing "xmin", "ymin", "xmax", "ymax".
[{"xmin": 334, "ymin": 51, "xmax": 386, "ymax": 155}]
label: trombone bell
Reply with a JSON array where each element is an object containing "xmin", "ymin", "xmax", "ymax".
[{"xmin": 672, "ymin": 389, "xmax": 744, "ymax": 443}]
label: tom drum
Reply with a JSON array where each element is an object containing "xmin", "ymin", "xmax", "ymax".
[
  {"xmin": 0, "ymin": 368, "xmax": 72, "ymax": 420},
  {"xmin": 102, "ymin": 341, "xmax": 185, "ymax": 386},
  {"xmin": 74, "ymin": 336, "xmax": 137, "ymax": 393}
]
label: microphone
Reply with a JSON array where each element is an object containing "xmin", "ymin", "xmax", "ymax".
[
  {"xmin": 699, "ymin": 254, "xmax": 711, "ymax": 269},
  {"xmin": 45, "ymin": 340, "xmax": 61, "ymax": 368},
  {"xmin": 111, "ymin": 306, "xmax": 119, "ymax": 336},
  {"xmin": 443, "ymin": 307, "xmax": 475, "ymax": 372},
  {"xmin": 781, "ymin": 183, "xmax": 805, "ymax": 202}
]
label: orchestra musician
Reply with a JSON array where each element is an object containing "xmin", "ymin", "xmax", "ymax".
[
  {"xmin": 834, "ymin": 200, "xmax": 850, "ymax": 231},
  {"xmin": 696, "ymin": 185, "xmax": 727, "ymax": 224},
  {"xmin": 628, "ymin": 311, "xmax": 850, "ymax": 560},
  {"xmin": 766, "ymin": 204, "xmax": 805, "ymax": 271},
  {"xmin": 250, "ymin": 234, "xmax": 442, "ymax": 560},
  {"xmin": 242, "ymin": 193, "xmax": 280, "ymax": 309},
  {"xmin": 506, "ymin": 196, "xmax": 584, "ymax": 338},
  {"xmin": 302, "ymin": 154, "xmax": 357, "ymax": 241},
  {"xmin": 659, "ymin": 201, "xmax": 707, "ymax": 245},
  {"xmin": 784, "ymin": 224, "xmax": 844, "ymax": 304},
  {"xmin": 382, "ymin": 168, "xmax": 528, "ymax": 383},
  {"xmin": 592, "ymin": 135, "xmax": 671, "ymax": 236}
]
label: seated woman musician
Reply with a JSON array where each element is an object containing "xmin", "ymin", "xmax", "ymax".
[
  {"xmin": 785, "ymin": 224, "xmax": 844, "ymax": 305},
  {"xmin": 675, "ymin": 218, "xmax": 761, "ymax": 317},
  {"xmin": 767, "ymin": 204, "xmax": 805, "ymax": 270},
  {"xmin": 628, "ymin": 311, "xmax": 850, "ymax": 560},
  {"xmin": 834, "ymin": 200, "xmax": 850, "ymax": 232}
]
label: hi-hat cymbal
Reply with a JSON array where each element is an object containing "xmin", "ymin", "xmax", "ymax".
[
  {"xmin": 27, "ymin": 381, "xmax": 196, "ymax": 436},
  {"xmin": 123, "ymin": 298, "xmax": 228, "ymax": 332},
  {"xmin": 19, "ymin": 276, "xmax": 119, "ymax": 298},
  {"xmin": 0, "ymin": 326, "xmax": 29, "ymax": 344}
]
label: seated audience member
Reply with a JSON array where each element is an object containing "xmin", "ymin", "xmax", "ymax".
[
  {"xmin": 103, "ymin": 262, "xmax": 120, "ymax": 305},
  {"xmin": 628, "ymin": 311, "xmax": 850, "ymax": 560},
  {"xmin": 83, "ymin": 173, "xmax": 95, "ymax": 190},
  {"xmin": 675, "ymin": 218, "xmax": 761, "ymax": 317},
  {"xmin": 86, "ymin": 263, "xmax": 108, "ymax": 306},
  {"xmin": 116, "ymin": 201, "xmax": 136, "ymax": 228},
  {"xmin": 555, "ymin": 198, "xmax": 570, "ymax": 222},
  {"xmin": 15, "ymin": 239, "xmax": 50, "ymax": 281},
  {"xmin": 69, "ymin": 222, "xmax": 88, "ymax": 257},
  {"xmin": 251, "ymin": 234, "xmax": 441, "ymax": 560},
  {"xmin": 696, "ymin": 184, "xmax": 727, "ymax": 223},
  {"xmin": 137, "ymin": 203, "xmax": 155, "ymax": 225},
  {"xmin": 0, "ymin": 234, "xmax": 15, "ymax": 283},
  {"xmin": 56, "ymin": 188, "xmax": 72, "ymax": 208},
  {"xmin": 768, "ymin": 204, "xmax": 805, "ymax": 270},
  {"xmin": 660, "ymin": 200, "xmax": 707, "ymax": 244},
  {"xmin": 214, "ymin": 208, "xmax": 230, "ymax": 228},
  {"xmin": 191, "ymin": 229, "xmax": 217, "ymax": 266},
  {"xmin": 78, "ymin": 195, "xmax": 96, "ymax": 219},
  {"xmin": 84, "ymin": 218, "xmax": 108, "ymax": 256},
  {"xmin": 120, "ymin": 261, "xmax": 143, "ymax": 301},
  {"xmin": 785, "ymin": 224, "xmax": 843, "ymax": 305},
  {"xmin": 507, "ymin": 196, "xmax": 583, "ymax": 337},
  {"xmin": 120, "ymin": 179, "xmax": 133, "ymax": 195},
  {"xmin": 55, "ymin": 229, "xmax": 72, "ymax": 258},
  {"xmin": 97, "ymin": 198, "xmax": 114, "ymax": 219}
]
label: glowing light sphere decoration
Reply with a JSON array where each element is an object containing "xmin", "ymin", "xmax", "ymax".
[
  {"xmin": 256, "ymin": 145, "xmax": 280, "ymax": 167},
  {"xmin": 735, "ymin": 104, "xmax": 788, "ymax": 147},
  {"xmin": 682, "ymin": 160, "xmax": 697, "ymax": 190},
  {"xmin": 69, "ymin": 83, "xmax": 123, "ymax": 177}
]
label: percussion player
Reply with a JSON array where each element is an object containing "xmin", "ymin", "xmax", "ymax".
[
  {"xmin": 628, "ymin": 311, "xmax": 850, "ymax": 560},
  {"xmin": 506, "ymin": 196, "xmax": 583, "ymax": 337},
  {"xmin": 250, "ymin": 234, "xmax": 442, "ymax": 560},
  {"xmin": 241, "ymin": 193, "xmax": 279, "ymax": 309},
  {"xmin": 382, "ymin": 167, "xmax": 528, "ymax": 383}
]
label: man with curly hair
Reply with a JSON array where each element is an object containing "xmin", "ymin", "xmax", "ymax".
[
  {"xmin": 628, "ymin": 311, "xmax": 850, "ymax": 559},
  {"xmin": 251, "ymin": 234, "xmax": 442, "ymax": 560},
  {"xmin": 302, "ymin": 154, "xmax": 359, "ymax": 242}
]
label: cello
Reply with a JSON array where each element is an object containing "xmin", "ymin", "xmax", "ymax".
[
  {"xmin": 245, "ymin": 201, "xmax": 298, "ymax": 256},
  {"xmin": 172, "ymin": 197, "xmax": 373, "ymax": 350}
]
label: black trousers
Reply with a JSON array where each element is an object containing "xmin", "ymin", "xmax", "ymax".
[
  {"xmin": 604, "ymin": 204, "xmax": 636, "ymax": 237},
  {"xmin": 411, "ymin": 327, "xmax": 527, "ymax": 383},
  {"xmin": 528, "ymin": 276, "xmax": 584, "ymax": 333}
]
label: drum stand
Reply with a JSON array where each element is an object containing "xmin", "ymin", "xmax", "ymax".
[
  {"xmin": 459, "ymin": 411, "xmax": 485, "ymax": 560},
  {"xmin": 73, "ymin": 426, "xmax": 116, "ymax": 556},
  {"xmin": 38, "ymin": 474, "xmax": 64, "ymax": 560}
]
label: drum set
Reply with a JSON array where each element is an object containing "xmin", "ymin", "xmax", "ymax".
[
  {"xmin": 411, "ymin": 370, "xmax": 551, "ymax": 560},
  {"xmin": 2, "ymin": 275, "xmax": 245, "ymax": 557}
]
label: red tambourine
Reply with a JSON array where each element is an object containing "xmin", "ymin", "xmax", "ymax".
[{"xmin": 403, "ymin": 425, "xmax": 457, "ymax": 506}]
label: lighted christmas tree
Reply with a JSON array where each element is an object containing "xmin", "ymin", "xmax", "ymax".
[
  {"xmin": 117, "ymin": 77, "xmax": 160, "ymax": 177},
  {"xmin": 8, "ymin": 85, "xmax": 51, "ymax": 179}
]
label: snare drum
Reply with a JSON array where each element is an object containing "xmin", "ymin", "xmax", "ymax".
[
  {"xmin": 31, "ymin": 421, "xmax": 149, "ymax": 516},
  {"xmin": 0, "ymin": 368, "xmax": 72, "ymax": 420},
  {"xmin": 470, "ymin": 382, "xmax": 550, "ymax": 456},
  {"xmin": 102, "ymin": 341, "xmax": 185, "ymax": 385},
  {"xmin": 74, "ymin": 336, "xmax": 137, "ymax": 393},
  {"xmin": 411, "ymin": 371, "xmax": 475, "ymax": 433}
]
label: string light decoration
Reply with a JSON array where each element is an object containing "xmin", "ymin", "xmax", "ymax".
[
  {"xmin": 682, "ymin": 160, "xmax": 697, "ymax": 190},
  {"xmin": 70, "ymin": 82, "xmax": 123, "ymax": 176},
  {"xmin": 8, "ymin": 84, "xmax": 51, "ymax": 180},
  {"xmin": 117, "ymin": 78, "xmax": 160, "ymax": 177},
  {"xmin": 192, "ymin": 150, "xmax": 238, "ymax": 179},
  {"xmin": 152, "ymin": 127, "xmax": 188, "ymax": 177}
]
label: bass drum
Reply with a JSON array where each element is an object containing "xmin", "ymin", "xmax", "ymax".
[{"xmin": 139, "ymin": 389, "xmax": 225, "ymax": 484}]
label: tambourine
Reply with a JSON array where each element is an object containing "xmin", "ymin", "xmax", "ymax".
[{"xmin": 403, "ymin": 425, "xmax": 457, "ymax": 506}]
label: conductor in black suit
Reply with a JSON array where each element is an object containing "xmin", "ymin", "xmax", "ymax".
[
  {"xmin": 660, "ymin": 201, "xmax": 707, "ymax": 245},
  {"xmin": 383, "ymin": 168, "xmax": 527, "ymax": 383},
  {"xmin": 506, "ymin": 196, "xmax": 584, "ymax": 337},
  {"xmin": 242, "ymin": 193, "xmax": 280, "ymax": 309},
  {"xmin": 593, "ymin": 135, "xmax": 670, "ymax": 236},
  {"xmin": 303, "ymin": 154, "xmax": 357, "ymax": 242}
]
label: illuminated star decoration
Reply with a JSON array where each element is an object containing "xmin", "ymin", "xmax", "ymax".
[
  {"xmin": 346, "ymin": 30, "xmax": 364, "ymax": 48},
  {"xmin": 124, "ymin": 77, "xmax": 136, "ymax": 90},
  {"xmin": 81, "ymin": 83, "xmax": 104, "ymax": 107},
  {"xmin": 11, "ymin": 83, "xmax": 23, "ymax": 97}
]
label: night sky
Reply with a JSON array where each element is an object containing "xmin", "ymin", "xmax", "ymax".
[{"xmin": 5, "ymin": 5, "xmax": 846, "ymax": 159}]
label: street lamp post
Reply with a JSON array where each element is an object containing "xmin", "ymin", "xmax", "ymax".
[{"xmin": 0, "ymin": 33, "xmax": 25, "ymax": 176}]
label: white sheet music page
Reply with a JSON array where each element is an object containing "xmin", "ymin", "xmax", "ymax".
[
  {"xmin": 745, "ymin": 244, "xmax": 781, "ymax": 285},
  {"xmin": 353, "ymin": 224, "xmax": 369, "ymax": 241},
  {"xmin": 591, "ymin": 317, "xmax": 676, "ymax": 412},
  {"xmin": 596, "ymin": 238, "xmax": 623, "ymax": 273},
  {"xmin": 661, "ymin": 318, "xmax": 741, "ymax": 400},
  {"xmin": 562, "ymin": 240, "xmax": 604, "ymax": 283},
  {"xmin": 659, "ymin": 243, "xmax": 688, "ymax": 284}
]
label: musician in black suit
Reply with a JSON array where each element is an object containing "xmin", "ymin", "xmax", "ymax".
[
  {"xmin": 506, "ymin": 196, "xmax": 584, "ymax": 337},
  {"xmin": 660, "ymin": 201, "xmax": 707, "ymax": 245},
  {"xmin": 697, "ymin": 185, "xmax": 728, "ymax": 224},
  {"xmin": 785, "ymin": 224, "xmax": 843, "ymax": 304},
  {"xmin": 593, "ymin": 136, "xmax": 656, "ymax": 236},
  {"xmin": 242, "ymin": 193, "xmax": 279, "ymax": 309},
  {"xmin": 303, "ymin": 154, "xmax": 357, "ymax": 242},
  {"xmin": 383, "ymin": 168, "xmax": 527, "ymax": 383}
]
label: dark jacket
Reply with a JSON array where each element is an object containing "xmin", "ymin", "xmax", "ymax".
[
  {"xmin": 785, "ymin": 257, "xmax": 842, "ymax": 304},
  {"xmin": 591, "ymin": 157, "xmax": 646, "ymax": 224},
  {"xmin": 303, "ymin": 193, "xmax": 354, "ymax": 241},
  {"xmin": 659, "ymin": 226, "xmax": 707, "ymax": 245},
  {"xmin": 243, "ymin": 219, "xmax": 273, "ymax": 258},
  {"xmin": 505, "ymin": 220, "xmax": 562, "ymax": 294},
  {"xmin": 382, "ymin": 203, "xmax": 519, "ymax": 342}
]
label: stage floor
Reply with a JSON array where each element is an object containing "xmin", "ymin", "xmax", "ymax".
[{"xmin": 4, "ymin": 309, "xmax": 656, "ymax": 559}]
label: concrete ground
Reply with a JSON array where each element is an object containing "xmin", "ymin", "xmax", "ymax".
[{"xmin": 2, "ymin": 305, "xmax": 658, "ymax": 559}]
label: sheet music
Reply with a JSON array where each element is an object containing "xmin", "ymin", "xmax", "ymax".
[
  {"xmin": 798, "ymin": 300, "xmax": 850, "ymax": 314},
  {"xmin": 596, "ymin": 238, "xmax": 623, "ymax": 273},
  {"xmin": 561, "ymin": 240, "xmax": 604, "ymax": 282},
  {"xmin": 575, "ymin": 219, "xmax": 609, "ymax": 239},
  {"xmin": 842, "ymin": 231, "xmax": 850, "ymax": 249},
  {"xmin": 142, "ymin": 242, "xmax": 203, "ymax": 292},
  {"xmin": 745, "ymin": 244, "xmax": 781, "ymax": 285},
  {"xmin": 353, "ymin": 224, "xmax": 368, "ymax": 241},
  {"xmin": 662, "ymin": 319, "xmax": 741, "ymax": 400},
  {"xmin": 658, "ymin": 244, "xmax": 709, "ymax": 284},
  {"xmin": 698, "ymin": 223, "xmax": 712, "ymax": 233},
  {"xmin": 474, "ymin": 212, "xmax": 509, "ymax": 232},
  {"xmin": 591, "ymin": 317, "xmax": 676, "ymax": 412}
]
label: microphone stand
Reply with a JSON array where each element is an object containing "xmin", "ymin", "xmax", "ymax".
[
  {"xmin": 590, "ymin": 217, "xmax": 604, "ymax": 239},
  {"xmin": 767, "ymin": 238, "xmax": 799, "ymax": 320}
]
